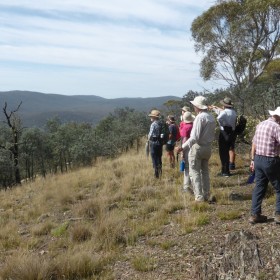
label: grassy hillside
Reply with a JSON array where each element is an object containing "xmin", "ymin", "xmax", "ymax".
[
  {"xmin": 0, "ymin": 141, "xmax": 279, "ymax": 279},
  {"xmin": 0, "ymin": 91, "xmax": 181, "ymax": 127}
]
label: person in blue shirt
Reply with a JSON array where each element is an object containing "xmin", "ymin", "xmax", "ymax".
[{"xmin": 148, "ymin": 110, "xmax": 162, "ymax": 178}]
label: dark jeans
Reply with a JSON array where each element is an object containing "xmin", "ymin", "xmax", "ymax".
[
  {"xmin": 251, "ymin": 155, "xmax": 280, "ymax": 215},
  {"xmin": 150, "ymin": 141, "xmax": 163, "ymax": 178},
  {"xmin": 219, "ymin": 127, "xmax": 234, "ymax": 174}
]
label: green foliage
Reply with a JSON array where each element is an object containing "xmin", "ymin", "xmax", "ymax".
[
  {"xmin": 191, "ymin": 0, "xmax": 280, "ymax": 91},
  {"xmin": 51, "ymin": 222, "xmax": 69, "ymax": 237},
  {"xmin": 0, "ymin": 105, "xmax": 150, "ymax": 187},
  {"xmin": 0, "ymin": 149, "xmax": 14, "ymax": 189}
]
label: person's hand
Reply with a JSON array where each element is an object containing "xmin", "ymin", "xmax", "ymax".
[
  {"xmin": 250, "ymin": 160, "xmax": 255, "ymax": 172},
  {"xmin": 175, "ymin": 146, "xmax": 183, "ymax": 154}
]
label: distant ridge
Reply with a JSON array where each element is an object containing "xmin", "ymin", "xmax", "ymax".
[{"xmin": 0, "ymin": 91, "xmax": 181, "ymax": 127}]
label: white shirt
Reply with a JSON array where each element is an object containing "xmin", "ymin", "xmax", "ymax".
[
  {"xmin": 213, "ymin": 107, "xmax": 237, "ymax": 130},
  {"xmin": 182, "ymin": 110, "xmax": 216, "ymax": 150}
]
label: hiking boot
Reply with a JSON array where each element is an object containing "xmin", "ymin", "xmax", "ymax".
[
  {"xmin": 275, "ymin": 213, "xmax": 280, "ymax": 224},
  {"xmin": 208, "ymin": 195, "xmax": 217, "ymax": 204},
  {"xmin": 249, "ymin": 214, "xmax": 267, "ymax": 224}
]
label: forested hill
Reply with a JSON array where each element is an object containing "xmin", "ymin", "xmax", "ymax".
[{"xmin": 0, "ymin": 91, "xmax": 181, "ymax": 127}]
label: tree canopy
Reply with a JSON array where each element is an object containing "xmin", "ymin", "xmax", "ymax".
[{"xmin": 191, "ymin": 0, "xmax": 280, "ymax": 92}]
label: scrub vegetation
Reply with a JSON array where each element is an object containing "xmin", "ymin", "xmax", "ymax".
[{"xmin": 0, "ymin": 139, "xmax": 277, "ymax": 279}]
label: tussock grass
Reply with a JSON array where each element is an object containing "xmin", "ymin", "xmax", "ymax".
[
  {"xmin": 0, "ymin": 141, "xmax": 255, "ymax": 279},
  {"xmin": 132, "ymin": 255, "xmax": 157, "ymax": 272},
  {"xmin": 1, "ymin": 251, "xmax": 110, "ymax": 280},
  {"xmin": 77, "ymin": 199, "xmax": 102, "ymax": 219},
  {"xmin": 217, "ymin": 210, "xmax": 242, "ymax": 221},
  {"xmin": 95, "ymin": 212, "xmax": 128, "ymax": 250},
  {"xmin": 175, "ymin": 211, "xmax": 210, "ymax": 234},
  {"xmin": 32, "ymin": 221, "xmax": 55, "ymax": 236},
  {"xmin": 160, "ymin": 240, "xmax": 177, "ymax": 250},
  {"xmin": 71, "ymin": 223, "xmax": 92, "ymax": 242},
  {"xmin": 190, "ymin": 202, "xmax": 211, "ymax": 212}
]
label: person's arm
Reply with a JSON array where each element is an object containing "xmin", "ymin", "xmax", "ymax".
[
  {"xmin": 148, "ymin": 122, "xmax": 155, "ymax": 140},
  {"xmin": 250, "ymin": 143, "xmax": 256, "ymax": 171},
  {"xmin": 182, "ymin": 116, "xmax": 202, "ymax": 150},
  {"xmin": 209, "ymin": 106, "xmax": 223, "ymax": 115}
]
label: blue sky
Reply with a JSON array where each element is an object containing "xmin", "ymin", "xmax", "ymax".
[{"xmin": 0, "ymin": 0, "xmax": 220, "ymax": 99}]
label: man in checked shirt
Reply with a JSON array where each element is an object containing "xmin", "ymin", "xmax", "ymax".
[{"xmin": 249, "ymin": 107, "xmax": 280, "ymax": 224}]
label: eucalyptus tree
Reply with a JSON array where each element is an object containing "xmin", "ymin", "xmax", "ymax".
[
  {"xmin": 94, "ymin": 108, "xmax": 149, "ymax": 156},
  {"xmin": 20, "ymin": 128, "xmax": 50, "ymax": 179},
  {"xmin": 67, "ymin": 122, "xmax": 97, "ymax": 167},
  {"xmin": 191, "ymin": 0, "xmax": 280, "ymax": 110},
  {"xmin": 163, "ymin": 100, "xmax": 183, "ymax": 121},
  {"xmin": 46, "ymin": 120, "xmax": 80, "ymax": 173},
  {"xmin": 0, "ymin": 125, "xmax": 14, "ymax": 188}
]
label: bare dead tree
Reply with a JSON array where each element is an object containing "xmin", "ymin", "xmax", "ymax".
[{"xmin": 2, "ymin": 101, "xmax": 23, "ymax": 185}]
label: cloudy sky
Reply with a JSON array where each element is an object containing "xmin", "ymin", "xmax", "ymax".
[{"xmin": 0, "ymin": 0, "xmax": 219, "ymax": 99}]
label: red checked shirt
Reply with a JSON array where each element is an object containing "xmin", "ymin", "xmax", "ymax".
[{"xmin": 252, "ymin": 117, "xmax": 280, "ymax": 157}]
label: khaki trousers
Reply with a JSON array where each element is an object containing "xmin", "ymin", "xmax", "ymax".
[
  {"xmin": 183, "ymin": 149, "xmax": 192, "ymax": 191},
  {"xmin": 189, "ymin": 143, "xmax": 212, "ymax": 201}
]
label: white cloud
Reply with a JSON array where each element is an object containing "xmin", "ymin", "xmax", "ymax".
[{"xmin": 0, "ymin": 0, "xmax": 218, "ymax": 98}]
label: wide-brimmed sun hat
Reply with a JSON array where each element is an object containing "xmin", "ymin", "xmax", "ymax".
[
  {"xmin": 148, "ymin": 109, "xmax": 160, "ymax": 118},
  {"xmin": 190, "ymin": 96, "xmax": 208, "ymax": 110},
  {"xmin": 181, "ymin": 106, "xmax": 191, "ymax": 112},
  {"xmin": 268, "ymin": 107, "xmax": 280, "ymax": 117},
  {"xmin": 220, "ymin": 97, "xmax": 233, "ymax": 108},
  {"xmin": 183, "ymin": 111, "xmax": 195, "ymax": 123},
  {"xmin": 167, "ymin": 115, "xmax": 175, "ymax": 123}
]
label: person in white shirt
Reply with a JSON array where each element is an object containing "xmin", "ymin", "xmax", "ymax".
[
  {"xmin": 178, "ymin": 96, "xmax": 216, "ymax": 202},
  {"xmin": 210, "ymin": 97, "xmax": 237, "ymax": 176}
]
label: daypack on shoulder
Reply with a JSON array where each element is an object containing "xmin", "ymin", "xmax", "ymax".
[
  {"xmin": 159, "ymin": 121, "xmax": 169, "ymax": 145},
  {"xmin": 235, "ymin": 115, "xmax": 247, "ymax": 135}
]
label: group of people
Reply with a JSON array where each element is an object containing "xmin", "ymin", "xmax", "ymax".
[{"xmin": 148, "ymin": 95, "xmax": 280, "ymax": 224}]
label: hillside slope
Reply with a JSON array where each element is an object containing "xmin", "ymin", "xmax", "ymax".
[
  {"xmin": 0, "ymin": 143, "xmax": 279, "ymax": 279},
  {"xmin": 0, "ymin": 91, "xmax": 181, "ymax": 127}
]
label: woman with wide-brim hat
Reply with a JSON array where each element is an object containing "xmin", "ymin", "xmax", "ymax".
[
  {"xmin": 179, "ymin": 111, "xmax": 195, "ymax": 194},
  {"xmin": 147, "ymin": 109, "xmax": 163, "ymax": 178}
]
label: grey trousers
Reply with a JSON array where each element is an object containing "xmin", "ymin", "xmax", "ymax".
[{"xmin": 189, "ymin": 143, "xmax": 212, "ymax": 201}]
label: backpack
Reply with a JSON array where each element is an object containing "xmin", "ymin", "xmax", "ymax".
[
  {"xmin": 235, "ymin": 115, "xmax": 247, "ymax": 135},
  {"xmin": 158, "ymin": 121, "xmax": 169, "ymax": 145}
]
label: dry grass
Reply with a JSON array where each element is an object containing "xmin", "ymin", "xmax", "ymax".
[{"xmin": 0, "ymin": 142, "xmax": 258, "ymax": 279}]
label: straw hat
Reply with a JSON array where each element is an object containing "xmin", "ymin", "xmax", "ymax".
[
  {"xmin": 190, "ymin": 96, "xmax": 208, "ymax": 110},
  {"xmin": 148, "ymin": 109, "xmax": 160, "ymax": 118},
  {"xmin": 183, "ymin": 111, "xmax": 195, "ymax": 123},
  {"xmin": 268, "ymin": 107, "xmax": 280, "ymax": 117},
  {"xmin": 220, "ymin": 97, "xmax": 233, "ymax": 108}
]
